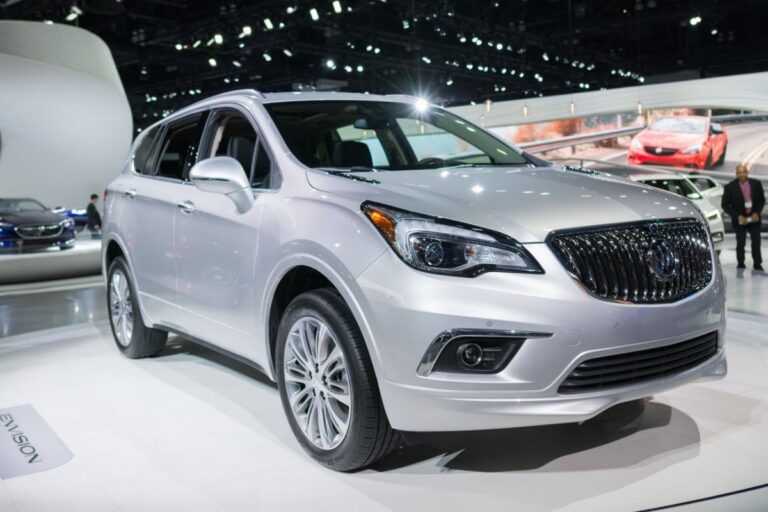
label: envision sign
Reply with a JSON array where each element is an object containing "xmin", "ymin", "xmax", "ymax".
[{"xmin": 0, "ymin": 404, "xmax": 72, "ymax": 479}]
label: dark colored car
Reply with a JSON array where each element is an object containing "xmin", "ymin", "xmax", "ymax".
[
  {"xmin": 51, "ymin": 206, "xmax": 89, "ymax": 232},
  {"xmin": 0, "ymin": 198, "xmax": 76, "ymax": 253}
]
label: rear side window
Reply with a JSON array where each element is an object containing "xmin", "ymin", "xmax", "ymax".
[
  {"xmin": 133, "ymin": 125, "xmax": 161, "ymax": 174},
  {"xmin": 155, "ymin": 113, "xmax": 205, "ymax": 180}
]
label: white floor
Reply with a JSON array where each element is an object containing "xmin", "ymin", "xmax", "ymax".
[{"xmin": 0, "ymin": 309, "xmax": 766, "ymax": 512}]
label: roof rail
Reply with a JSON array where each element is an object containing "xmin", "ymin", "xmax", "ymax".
[
  {"xmin": 385, "ymin": 93, "xmax": 422, "ymax": 102},
  {"xmin": 203, "ymin": 88, "xmax": 265, "ymax": 101}
]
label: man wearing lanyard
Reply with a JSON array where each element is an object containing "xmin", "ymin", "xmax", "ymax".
[{"xmin": 722, "ymin": 164, "xmax": 764, "ymax": 271}]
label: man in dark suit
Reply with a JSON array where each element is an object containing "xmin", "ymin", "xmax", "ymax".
[
  {"xmin": 86, "ymin": 193, "xmax": 102, "ymax": 239},
  {"xmin": 722, "ymin": 164, "xmax": 764, "ymax": 270}
]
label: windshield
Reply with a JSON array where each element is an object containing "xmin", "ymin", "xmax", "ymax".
[
  {"xmin": 264, "ymin": 100, "xmax": 530, "ymax": 170},
  {"xmin": 648, "ymin": 117, "xmax": 707, "ymax": 134},
  {"xmin": 640, "ymin": 178, "xmax": 703, "ymax": 200},
  {"xmin": 0, "ymin": 198, "xmax": 47, "ymax": 214}
]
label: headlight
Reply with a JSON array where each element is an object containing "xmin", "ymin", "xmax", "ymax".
[
  {"xmin": 682, "ymin": 144, "xmax": 702, "ymax": 154},
  {"xmin": 706, "ymin": 210, "xmax": 721, "ymax": 222},
  {"xmin": 630, "ymin": 138, "xmax": 643, "ymax": 150},
  {"xmin": 0, "ymin": 222, "xmax": 12, "ymax": 229},
  {"xmin": 362, "ymin": 202, "xmax": 543, "ymax": 276},
  {"xmin": 60, "ymin": 218, "xmax": 75, "ymax": 228}
]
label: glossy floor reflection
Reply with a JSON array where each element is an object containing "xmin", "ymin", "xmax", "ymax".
[{"xmin": 0, "ymin": 320, "xmax": 766, "ymax": 510}]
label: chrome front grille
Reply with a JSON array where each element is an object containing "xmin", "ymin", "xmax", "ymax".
[
  {"xmin": 14, "ymin": 224, "xmax": 63, "ymax": 239},
  {"xmin": 549, "ymin": 219, "xmax": 713, "ymax": 304}
]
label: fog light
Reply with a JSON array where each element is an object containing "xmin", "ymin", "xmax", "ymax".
[{"xmin": 457, "ymin": 342, "xmax": 483, "ymax": 368}]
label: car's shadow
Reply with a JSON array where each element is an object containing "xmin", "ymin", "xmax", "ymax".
[
  {"xmin": 369, "ymin": 398, "xmax": 698, "ymax": 472},
  {"xmin": 143, "ymin": 333, "xmax": 701, "ymax": 475}
]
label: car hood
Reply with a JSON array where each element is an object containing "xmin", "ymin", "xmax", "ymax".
[
  {"xmin": 636, "ymin": 130, "xmax": 705, "ymax": 149},
  {"xmin": 306, "ymin": 165, "xmax": 704, "ymax": 243},
  {"xmin": 0, "ymin": 211, "xmax": 66, "ymax": 226}
]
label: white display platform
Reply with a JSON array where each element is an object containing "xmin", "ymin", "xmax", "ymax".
[
  {"xmin": 0, "ymin": 311, "xmax": 765, "ymax": 511},
  {"xmin": 0, "ymin": 239, "xmax": 101, "ymax": 285}
]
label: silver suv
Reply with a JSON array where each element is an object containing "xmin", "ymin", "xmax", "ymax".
[{"xmin": 103, "ymin": 90, "xmax": 727, "ymax": 471}]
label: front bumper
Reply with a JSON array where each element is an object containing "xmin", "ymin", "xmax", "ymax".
[
  {"xmin": 0, "ymin": 235, "xmax": 75, "ymax": 253},
  {"xmin": 628, "ymin": 148, "xmax": 707, "ymax": 169},
  {"xmin": 357, "ymin": 243, "xmax": 726, "ymax": 432}
]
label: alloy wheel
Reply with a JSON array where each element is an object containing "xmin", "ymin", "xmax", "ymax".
[
  {"xmin": 283, "ymin": 316, "xmax": 352, "ymax": 450},
  {"xmin": 109, "ymin": 269, "xmax": 134, "ymax": 347}
]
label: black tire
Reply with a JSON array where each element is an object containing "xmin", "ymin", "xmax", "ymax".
[
  {"xmin": 106, "ymin": 256, "xmax": 167, "ymax": 359},
  {"xmin": 715, "ymin": 144, "xmax": 727, "ymax": 167},
  {"xmin": 275, "ymin": 288, "xmax": 400, "ymax": 471}
]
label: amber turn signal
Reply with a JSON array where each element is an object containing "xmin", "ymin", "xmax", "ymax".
[{"xmin": 363, "ymin": 205, "xmax": 396, "ymax": 243}]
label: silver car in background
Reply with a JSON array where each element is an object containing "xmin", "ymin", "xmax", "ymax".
[
  {"xmin": 628, "ymin": 173, "xmax": 725, "ymax": 253},
  {"xmin": 102, "ymin": 90, "xmax": 727, "ymax": 471}
]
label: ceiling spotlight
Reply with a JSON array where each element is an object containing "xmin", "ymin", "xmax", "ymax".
[
  {"xmin": 65, "ymin": 12, "xmax": 78, "ymax": 21},
  {"xmin": 193, "ymin": 39, "xmax": 202, "ymax": 48},
  {"xmin": 414, "ymin": 98, "xmax": 429, "ymax": 112},
  {"xmin": 70, "ymin": 5, "xmax": 83, "ymax": 15},
  {"xmin": 263, "ymin": 53, "xmax": 272, "ymax": 62},
  {"xmin": 689, "ymin": 15, "xmax": 702, "ymax": 26},
  {"xmin": 242, "ymin": 25, "xmax": 252, "ymax": 36},
  {"xmin": 332, "ymin": 1, "xmax": 342, "ymax": 13},
  {"xmin": 422, "ymin": 56, "xmax": 431, "ymax": 64},
  {"xmin": 287, "ymin": 5, "xmax": 296, "ymax": 14},
  {"xmin": 356, "ymin": 64, "xmax": 364, "ymax": 72},
  {"xmin": 174, "ymin": 43, "xmax": 183, "ymax": 50},
  {"xmin": 310, "ymin": 8, "xmax": 319, "ymax": 20},
  {"xmin": 208, "ymin": 58, "xmax": 217, "ymax": 67},
  {"xmin": 344, "ymin": 65, "xmax": 353, "ymax": 72},
  {"xmin": 325, "ymin": 59, "xmax": 335, "ymax": 69},
  {"xmin": 283, "ymin": 48, "xmax": 293, "ymax": 57},
  {"xmin": 446, "ymin": 78, "xmax": 453, "ymax": 86},
  {"xmin": 264, "ymin": 18, "xmax": 274, "ymax": 30},
  {"xmin": 232, "ymin": 60, "xmax": 242, "ymax": 67},
  {"xmin": 213, "ymin": 33, "xmax": 223, "ymax": 44},
  {"xmin": 542, "ymin": 52, "xmax": 549, "ymax": 61}
]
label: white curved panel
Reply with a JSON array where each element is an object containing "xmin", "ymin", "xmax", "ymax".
[{"xmin": 0, "ymin": 21, "xmax": 131, "ymax": 209}]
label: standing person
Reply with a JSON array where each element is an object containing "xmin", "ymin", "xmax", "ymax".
[
  {"xmin": 721, "ymin": 164, "xmax": 764, "ymax": 271},
  {"xmin": 86, "ymin": 193, "xmax": 102, "ymax": 239}
]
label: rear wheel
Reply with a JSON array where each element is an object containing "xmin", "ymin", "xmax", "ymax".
[
  {"xmin": 106, "ymin": 257, "xmax": 167, "ymax": 358},
  {"xmin": 276, "ymin": 288, "xmax": 400, "ymax": 471}
]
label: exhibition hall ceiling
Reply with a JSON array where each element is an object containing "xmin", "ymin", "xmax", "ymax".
[{"xmin": 2, "ymin": 0, "xmax": 767, "ymax": 128}]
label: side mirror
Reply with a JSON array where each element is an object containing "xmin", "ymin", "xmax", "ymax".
[
  {"xmin": 710, "ymin": 124, "xmax": 723, "ymax": 135},
  {"xmin": 189, "ymin": 156, "xmax": 254, "ymax": 213}
]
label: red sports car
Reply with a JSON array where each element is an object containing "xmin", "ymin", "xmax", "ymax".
[{"xmin": 627, "ymin": 116, "xmax": 727, "ymax": 170}]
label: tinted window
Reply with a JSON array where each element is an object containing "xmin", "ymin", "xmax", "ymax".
[
  {"xmin": 648, "ymin": 117, "xmax": 706, "ymax": 134},
  {"xmin": 689, "ymin": 177, "xmax": 716, "ymax": 191},
  {"xmin": 265, "ymin": 101, "xmax": 529, "ymax": 170},
  {"xmin": 133, "ymin": 125, "xmax": 161, "ymax": 174},
  {"xmin": 208, "ymin": 111, "xmax": 257, "ymax": 173},
  {"xmin": 0, "ymin": 199, "xmax": 47, "ymax": 213},
  {"xmin": 252, "ymin": 143, "xmax": 273, "ymax": 188},
  {"xmin": 155, "ymin": 114, "xmax": 204, "ymax": 180}
]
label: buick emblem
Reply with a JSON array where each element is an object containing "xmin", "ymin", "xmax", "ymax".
[
  {"xmin": 654, "ymin": 147, "xmax": 663, "ymax": 154},
  {"xmin": 646, "ymin": 239, "xmax": 679, "ymax": 281}
]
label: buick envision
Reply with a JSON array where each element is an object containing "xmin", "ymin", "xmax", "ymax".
[{"xmin": 103, "ymin": 90, "xmax": 726, "ymax": 471}]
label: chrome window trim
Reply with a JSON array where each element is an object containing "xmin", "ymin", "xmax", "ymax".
[{"xmin": 417, "ymin": 328, "xmax": 553, "ymax": 377}]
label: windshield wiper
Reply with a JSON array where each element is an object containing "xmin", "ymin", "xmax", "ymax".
[{"xmin": 317, "ymin": 166, "xmax": 382, "ymax": 173}]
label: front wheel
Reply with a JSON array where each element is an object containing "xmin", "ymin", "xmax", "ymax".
[
  {"xmin": 106, "ymin": 257, "xmax": 167, "ymax": 358},
  {"xmin": 276, "ymin": 288, "xmax": 400, "ymax": 471}
]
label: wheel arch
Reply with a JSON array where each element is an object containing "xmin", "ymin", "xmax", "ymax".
[{"xmin": 262, "ymin": 254, "xmax": 384, "ymax": 384}]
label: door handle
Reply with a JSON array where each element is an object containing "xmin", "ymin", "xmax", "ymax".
[
  {"xmin": 176, "ymin": 200, "xmax": 196, "ymax": 214},
  {"xmin": 124, "ymin": 189, "xmax": 136, "ymax": 199}
]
